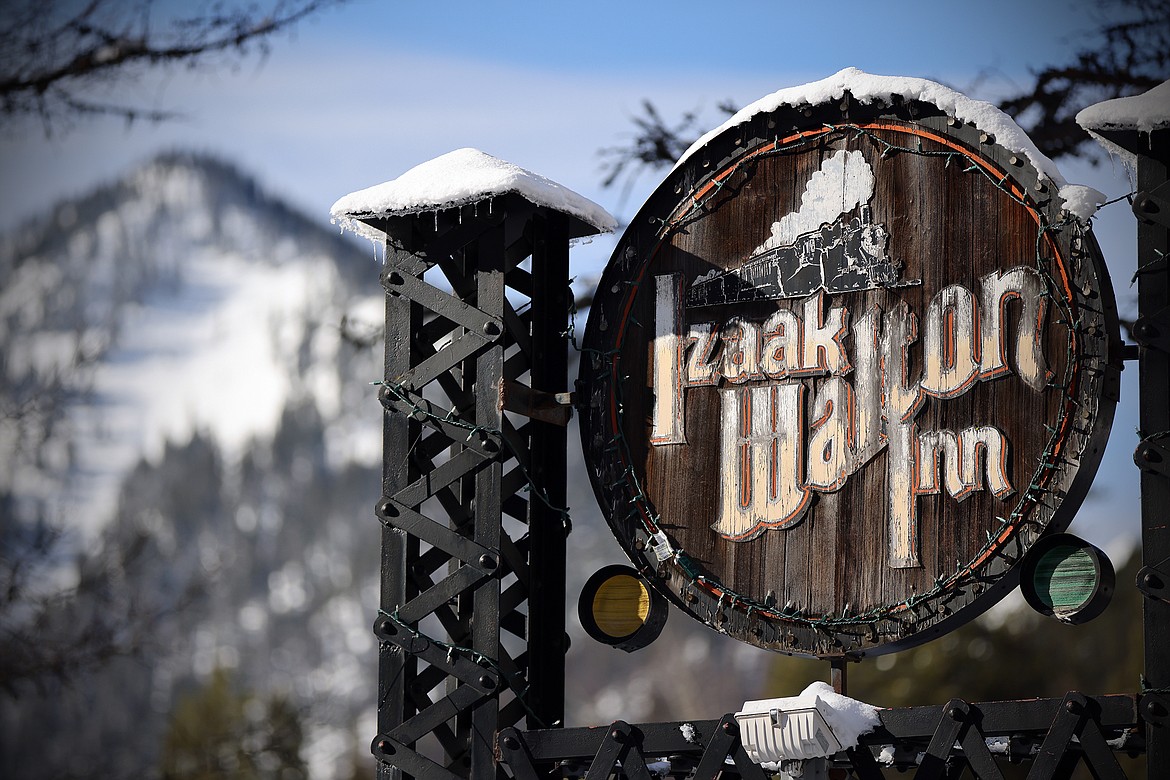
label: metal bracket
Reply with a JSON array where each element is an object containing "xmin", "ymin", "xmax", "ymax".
[
  {"xmin": 377, "ymin": 497, "xmax": 498, "ymax": 576},
  {"xmin": 1141, "ymin": 692, "xmax": 1170, "ymax": 727},
  {"xmin": 917, "ymin": 699, "xmax": 1003, "ymax": 780},
  {"xmin": 585, "ymin": 721, "xmax": 653, "ymax": 780},
  {"xmin": 1134, "ymin": 435, "xmax": 1170, "ymax": 476},
  {"xmin": 1134, "ymin": 190, "xmax": 1170, "ymax": 228},
  {"xmin": 1138, "ymin": 566, "xmax": 1170, "ymax": 603},
  {"xmin": 1030, "ymin": 693, "xmax": 1126, "ymax": 780},
  {"xmin": 499, "ymin": 379, "xmax": 573, "ymax": 426},
  {"xmin": 373, "ymin": 734, "xmax": 463, "ymax": 780},
  {"xmin": 1131, "ymin": 308, "xmax": 1170, "ymax": 354},
  {"xmin": 497, "ymin": 728, "xmax": 541, "ymax": 780},
  {"xmin": 378, "ymin": 384, "xmax": 501, "ymax": 457},
  {"xmin": 691, "ymin": 715, "xmax": 768, "ymax": 780},
  {"xmin": 373, "ymin": 616, "xmax": 500, "ymax": 696},
  {"xmin": 380, "ymin": 267, "xmax": 504, "ymax": 342},
  {"xmin": 844, "ymin": 742, "xmax": 884, "ymax": 779}
]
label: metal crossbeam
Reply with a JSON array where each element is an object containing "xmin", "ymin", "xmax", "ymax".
[{"xmin": 498, "ymin": 695, "xmax": 1140, "ymax": 779}]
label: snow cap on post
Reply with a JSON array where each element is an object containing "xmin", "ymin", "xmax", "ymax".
[
  {"xmin": 1077, "ymin": 79, "xmax": 1170, "ymax": 165},
  {"xmin": 1077, "ymin": 79, "xmax": 1170, "ymax": 135},
  {"xmin": 330, "ymin": 147, "xmax": 616, "ymax": 245}
]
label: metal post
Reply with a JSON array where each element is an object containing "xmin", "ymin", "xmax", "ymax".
[
  {"xmin": 830, "ymin": 659, "xmax": 847, "ymax": 696},
  {"xmin": 377, "ymin": 230, "xmax": 424, "ymax": 780},
  {"xmin": 525, "ymin": 211, "xmax": 571, "ymax": 729},
  {"xmin": 1091, "ymin": 124, "xmax": 1170, "ymax": 778},
  {"xmin": 471, "ymin": 224, "xmax": 506, "ymax": 778}
]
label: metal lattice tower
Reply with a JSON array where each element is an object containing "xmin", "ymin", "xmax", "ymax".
[{"xmin": 359, "ymin": 193, "xmax": 601, "ymax": 779}]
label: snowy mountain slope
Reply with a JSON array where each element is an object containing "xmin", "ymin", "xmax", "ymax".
[
  {"xmin": 0, "ymin": 153, "xmax": 387, "ymax": 778},
  {"xmin": 0, "ymin": 152, "xmax": 778, "ymax": 779},
  {"xmin": 1, "ymin": 152, "xmax": 382, "ymax": 535}
]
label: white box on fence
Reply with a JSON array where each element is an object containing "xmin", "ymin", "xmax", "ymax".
[{"xmin": 734, "ymin": 694, "xmax": 844, "ymax": 763}]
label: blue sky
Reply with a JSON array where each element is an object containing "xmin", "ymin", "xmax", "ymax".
[
  {"xmin": 1, "ymin": 0, "xmax": 1120, "ymax": 233},
  {"xmin": 0, "ymin": 0, "xmax": 1145, "ymax": 551}
]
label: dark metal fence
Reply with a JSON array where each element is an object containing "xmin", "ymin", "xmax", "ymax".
[{"xmin": 499, "ymin": 694, "xmax": 1142, "ymax": 779}]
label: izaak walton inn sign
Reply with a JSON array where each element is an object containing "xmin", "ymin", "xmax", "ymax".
[{"xmin": 579, "ymin": 81, "xmax": 1121, "ymax": 658}]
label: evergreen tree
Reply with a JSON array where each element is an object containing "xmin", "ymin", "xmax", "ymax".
[{"xmin": 161, "ymin": 668, "xmax": 307, "ymax": 780}]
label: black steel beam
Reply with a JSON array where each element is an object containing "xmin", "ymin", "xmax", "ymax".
[
  {"xmin": 868, "ymin": 694, "xmax": 1139, "ymax": 741},
  {"xmin": 470, "ymin": 225, "xmax": 507, "ymax": 780},
  {"xmin": 378, "ymin": 227, "xmax": 426, "ymax": 780},
  {"xmin": 1097, "ymin": 126, "xmax": 1170, "ymax": 780},
  {"xmin": 525, "ymin": 210, "xmax": 570, "ymax": 734}
]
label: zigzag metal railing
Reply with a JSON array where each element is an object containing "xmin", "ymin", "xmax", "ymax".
[
  {"xmin": 367, "ymin": 195, "xmax": 577, "ymax": 780},
  {"xmin": 499, "ymin": 693, "xmax": 1141, "ymax": 779}
]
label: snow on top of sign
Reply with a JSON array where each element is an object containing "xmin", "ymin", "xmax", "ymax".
[
  {"xmin": 1057, "ymin": 184, "xmax": 1107, "ymax": 222},
  {"xmin": 756, "ymin": 149, "xmax": 873, "ymax": 251},
  {"xmin": 675, "ymin": 68, "xmax": 1109, "ymax": 219},
  {"xmin": 330, "ymin": 148, "xmax": 616, "ymax": 244},
  {"xmin": 678, "ymin": 68, "xmax": 1064, "ymax": 184},
  {"xmin": 1076, "ymin": 79, "xmax": 1170, "ymax": 134}
]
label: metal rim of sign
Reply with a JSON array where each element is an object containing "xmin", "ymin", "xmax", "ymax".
[{"xmin": 578, "ymin": 93, "xmax": 1121, "ymax": 658}]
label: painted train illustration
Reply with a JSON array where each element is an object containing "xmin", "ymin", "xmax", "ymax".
[{"xmin": 686, "ymin": 204, "xmax": 913, "ymax": 308}]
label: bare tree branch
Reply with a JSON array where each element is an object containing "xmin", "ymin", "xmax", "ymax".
[
  {"xmin": 598, "ymin": 100, "xmax": 734, "ymax": 199},
  {"xmin": 0, "ymin": 0, "xmax": 349, "ymax": 133},
  {"xmin": 601, "ymin": 0, "xmax": 1170, "ymax": 189},
  {"xmin": 995, "ymin": 0, "xmax": 1170, "ymax": 163},
  {"xmin": 0, "ymin": 522, "xmax": 202, "ymax": 696}
]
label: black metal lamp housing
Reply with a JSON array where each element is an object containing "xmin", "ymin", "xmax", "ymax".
[
  {"xmin": 1020, "ymin": 533, "xmax": 1115, "ymax": 624},
  {"xmin": 578, "ymin": 565, "xmax": 669, "ymax": 652}
]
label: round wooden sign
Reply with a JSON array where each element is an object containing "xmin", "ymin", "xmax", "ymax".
[{"xmin": 579, "ymin": 88, "xmax": 1121, "ymax": 657}]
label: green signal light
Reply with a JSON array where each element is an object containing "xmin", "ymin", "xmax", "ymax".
[{"xmin": 1021, "ymin": 534, "xmax": 1114, "ymax": 624}]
